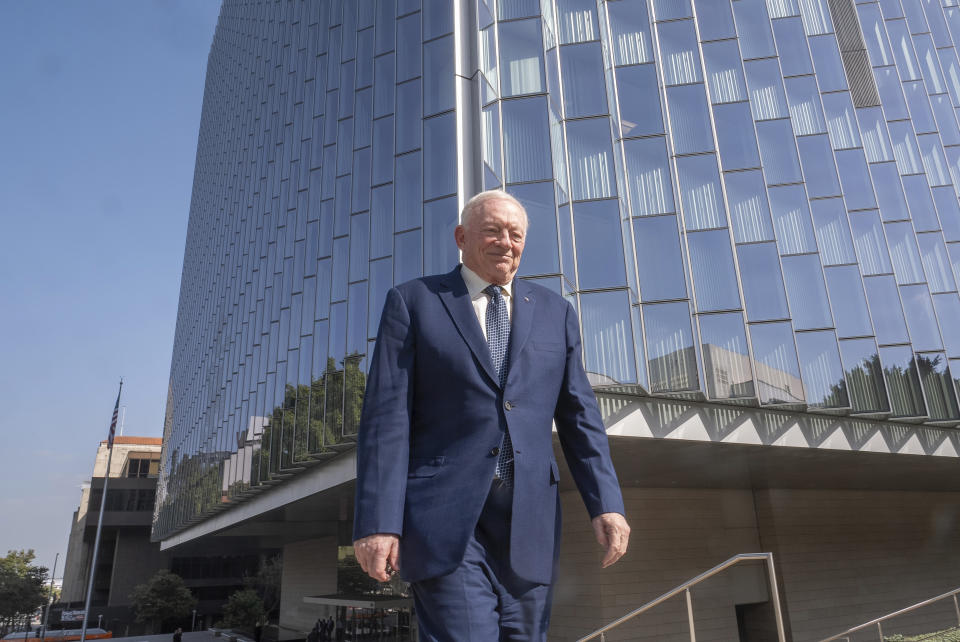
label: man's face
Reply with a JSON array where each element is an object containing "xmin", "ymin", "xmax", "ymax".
[{"xmin": 455, "ymin": 198, "xmax": 527, "ymax": 285}]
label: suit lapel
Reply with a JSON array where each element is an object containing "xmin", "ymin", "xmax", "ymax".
[
  {"xmin": 437, "ymin": 266, "xmax": 500, "ymax": 388},
  {"xmin": 507, "ymin": 278, "xmax": 535, "ymax": 382}
]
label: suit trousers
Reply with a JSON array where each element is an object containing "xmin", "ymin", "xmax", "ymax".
[{"xmin": 410, "ymin": 480, "xmax": 555, "ymax": 641}]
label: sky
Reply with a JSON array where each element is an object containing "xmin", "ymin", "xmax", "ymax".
[{"xmin": 0, "ymin": 1, "xmax": 222, "ymax": 576}]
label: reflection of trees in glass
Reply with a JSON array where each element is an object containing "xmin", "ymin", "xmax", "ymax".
[
  {"xmin": 841, "ymin": 352, "xmax": 889, "ymax": 413},
  {"xmin": 153, "ymin": 356, "xmax": 367, "ymax": 537},
  {"xmin": 251, "ymin": 354, "xmax": 366, "ymax": 480},
  {"xmin": 914, "ymin": 353, "xmax": 960, "ymax": 420}
]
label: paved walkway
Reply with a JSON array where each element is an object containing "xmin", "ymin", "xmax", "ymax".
[{"xmin": 107, "ymin": 632, "xmax": 222, "ymax": 642}]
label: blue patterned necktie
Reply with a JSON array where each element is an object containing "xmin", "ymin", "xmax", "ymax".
[{"xmin": 485, "ymin": 284, "xmax": 513, "ymax": 486}]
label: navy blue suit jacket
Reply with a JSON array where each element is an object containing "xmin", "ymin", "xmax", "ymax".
[{"xmin": 353, "ymin": 266, "xmax": 625, "ymax": 584}]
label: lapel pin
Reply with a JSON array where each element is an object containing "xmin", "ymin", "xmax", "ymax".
[{"xmin": 523, "ymin": 296, "xmax": 529, "ymax": 302}]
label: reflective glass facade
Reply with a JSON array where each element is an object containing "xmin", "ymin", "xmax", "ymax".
[{"xmin": 155, "ymin": 0, "xmax": 960, "ymax": 540}]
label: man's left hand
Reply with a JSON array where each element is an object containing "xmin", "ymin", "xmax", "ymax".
[{"xmin": 592, "ymin": 512, "xmax": 630, "ymax": 568}]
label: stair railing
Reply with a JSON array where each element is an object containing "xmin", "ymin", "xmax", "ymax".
[
  {"xmin": 576, "ymin": 552, "xmax": 787, "ymax": 642},
  {"xmin": 819, "ymin": 587, "xmax": 960, "ymax": 641}
]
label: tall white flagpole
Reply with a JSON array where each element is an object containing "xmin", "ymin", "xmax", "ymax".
[{"xmin": 80, "ymin": 379, "xmax": 122, "ymax": 642}]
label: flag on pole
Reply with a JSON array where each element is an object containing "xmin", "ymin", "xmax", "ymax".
[{"xmin": 107, "ymin": 381, "xmax": 123, "ymax": 448}]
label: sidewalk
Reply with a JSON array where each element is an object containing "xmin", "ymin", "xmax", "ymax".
[{"xmin": 108, "ymin": 632, "xmax": 219, "ymax": 642}]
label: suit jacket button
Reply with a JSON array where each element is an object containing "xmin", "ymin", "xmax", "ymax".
[
  {"xmin": 504, "ymin": 400, "xmax": 513, "ymax": 411},
  {"xmin": 490, "ymin": 447, "xmax": 500, "ymax": 456}
]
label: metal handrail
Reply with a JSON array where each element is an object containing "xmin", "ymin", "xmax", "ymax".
[
  {"xmin": 576, "ymin": 552, "xmax": 787, "ymax": 642},
  {"xmin": 819, "ymin": 587, "xmax": 960, "ymax": 641}
]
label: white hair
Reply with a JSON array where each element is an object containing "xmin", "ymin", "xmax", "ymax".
[{"xmin": 460, "ymin": 190, "xmax": 529, "ymax": 230}]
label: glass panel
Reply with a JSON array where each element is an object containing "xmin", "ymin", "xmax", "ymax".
[
  {"xmin": 808, "ymin": 34, "xmax": 847, "ymax": 91},
  {"xmin": 824, "ymin": 265, "xmax": 874, "ymax": 338},
  {"xmin": 889, "ymin": 120, "xmax": 923, "ymax": 175},
  {"xmin": 498, "ymin": 0, "xmax": 540, "ymax": 20},
  {"xmin": 838, "ymin": 337, "xmax": 890, "ymax": 413},
  {"xmin": 370, "ymin": 184, "xmax": 394, "ymax": 259},
  {"xmin": 871, "ymin": 163, "xmax": 910, "ymax": 222},
  {"xmin": 932, "ymin": 186, "xmax": 960, "ymax": 242},
  {"xmin": 756, "ymin": 119, "xmax": 803, "ymax": 185},
  {"xmin": 609, "ymin": 0, "xmax": 655, "ymax": 65},
  {"xmin": 880, "ymin": 345, "xmax": 927, "ymax": 417},
  {"xmin": 938, "ymin": 47, "xmax": 960, "ymax": 104},
  {"xmin": 901, "ymin": 283, "xmax": 944, "ymax": 351},
  {"xmin": 396, "ymin": 13, "xmax": 421, "ymax": 81},
  {"xmin": 657, "ymin": 19, "xmax": 702, "ymax": 85},
  {"xmin": 835, "ymin": 149, "xmax": 877, "ymax": 211},
  {"xmin": 917, "ymin": 232, "xmax": 957, "ymax": 293},
  {"xmin": 395, "ymin": 152, "xmax": 422, "ymax": 231},
  {"xmin": 820, "ymin": 92, "xmax": 859, "ymax": 150},
  {"xmin": 745, "ymin": 59, "xmax": 789, "ymax": 120},
  {"xmin": 914, "ymin": 33, "xmax": 946, "ymax": 94},
  {"xmin": 732, "ymin": 0, "xmax": 776, "ymax": 59},
  {"xmin": 332, "ymin": 237, "xmax": 349, "ymax": 302},
  {"xmin": 951, "ymin": 243, "xmax": 960, "ymax": 289},
  {"xmin": 797, "ymin": 135, "xmax": 841, "ymax": 198},
  {"xmin": 347, "ymin": 282, "xmax": 369, "ymax": 357},
  {"xmin": 796, "ymin": 330, "xmax": 850, "ymax": 408},
  {"xmin": 857, "ymin": 2, "xmax": 893, "ymax": 66},
  {"xmin": 702, "ymin": 40, "xmax": 747, "ymax": 103},
  {"xmin": 933, "ymin": 293, "xmax": 960, "ymax": 357},
  {"xmin": 811, "ymin": 198, "xmax": 856, "ymax": 265},
  {"xmin": 857, "ymin": 106, "xmax": 893, "ymax": 163},
  {"xmin": 724, "ymin": 170, "xmax": 775, "ymax": 243},
  {"xmin": 714, "ymin": 102, "xmax": 761, "ymax": 170},
  {"xmin": 423, "ymin": 0, "xmax": 453, "ymax": 39},
  {"xmin": 368, "ymin": 258, "xmax": 393, "ymax": 338},
  {"xmin": 573, "ymin": 200, "xmax": 627, "ymax": 290},
  {"xmin": 738, "ymin": 243, "xmax": 790, "ymax": 321},
  {"xmin": 499, "ymin": 19, "xmax": 546, "ymax": 96},
  {"xmin": 667, "ymin": 84, "xmax": 714, "ymax": 155},
  {"xmin": 510, "ymin": 182, "xmax": 560, "ymax": 276},
  {"xmin": 768, "ymin": 184, "xmax": 818, "ymax": 254},
  {"xmin": 567, "ymin": 118, "xmax": 615, "ymax": 200},
  {"xmin": 781, "ymin": 254, "xmax": 833, "ymax": 330},
  {"xmin": 919, "ymin": 352, "xmax": 960, "ymax": 420},
  {"xmin": 396, "ymin": 79, "xmax": 422, "ymax": 154},
  {"xmin": 423, "ymin": 113, "xmax": 456, "ymax": 200},
  {"xmin": 687, "ymin": 229, "xmax": 741, "ymax": 311},
  {"xmin": 900, "ymin": 174, "xmax": 938, "ymax": 232},
  {"xmin": 580, "ymin": 290, "xmax": 637, "ymax": 384},
  {"xmin": 624, "ymin": 137, "xmax": 675, "ymax": 216},
  {"xmin": 561, "ymin": 42, "xmax": 607, "ymax": 118},
  {"xmin": 886, "ymin": 221, "xmax": 925, "ymax": 284},
  {"xmin": 863, "ymin": 275, "xmax": 910, "ymax": 345},
  {"xmin": 372, "ymin": 117, "xmax": 395, "ymax": 185},
  {"xmin": 483, "ymin": 103, "xmax": 502, "ymax": 183},
  {"xmin": 676, "ymin": 154, "xmax": 726, "ymax": 230},
  {"xmin": 903, "ymin": 80, "xmax": 936, "ymax": 135},
  {"xmin": 693, "ymin": 0, "xmax": 736, "ymax": 41},
  {"xmin": 932, "ymin": 94, "xmax": 960, "ymax": 147},
  {"xmin": 785, "ymin": 75, "xmax": 827, "ymax": 136},
  {"xmin": 634, "ymin": 215, "xmax": 688, "ymax": 301},
  {"xmin": 644, "ymin": 301, "xmax": 699, "ymax": 391},
  {"xmin": 502, "ymin": 97, "xmax": 552, "ymax": 183},
  {"xmin": 699, "ymin": 312, "xmax": 755, "ymax": 399},
  {"xmin": 887, "ymin": 19, "xmax": 921, "ymax": 80},
  {"xmin": 349, "ymin": 214, "xmax": 370, "ymax": 282},
  {"xmin": 558, "ymin": 202, "xmax": 576, "ymax": 282},
  {"xmin": 558, "ymin": 0, "xmax": 600, "ymax": 43},
  {"xmin": 874, "ymin": 67, "xmax": 909, "ymax": 121},
  {"xmin": 652, "ymin": 0, "xmax": 692, "ymax": 20},
  {"xmin": 750, "ymin": 321, "xmax": 804, "ymax": 404},
  {"xmin": 798, "ymin": 0, "xmax": 833, "ymax": 34},
  {"xmin": 423, "ymin": 196, "xmax": 459, "ymax": 276},
  {"xmin": 394, "ymin": 229, "xmax": 421, "ymax": 283},
  {"xmin": 352, "ymin": 148, "xmax": 372, "ymax": 213},
  {"xmin": 772, "ymin": 16, "xmax": 813, "ymax": 77},
  {"xmin": 917, "ymin": 133, "xmax": 952, "ymax": 187},
  {"xmin": 423, "ymin": 35, "xmax": 454, "ymax": 116},
  {"xmin": 850, "ymin": 210, "xmax": 893, "ymax": 275},
  {"xmin": 616, "ymin": 64, "xmax": 664, "ymax": 137}
]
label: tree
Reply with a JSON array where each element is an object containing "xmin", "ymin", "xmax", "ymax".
[
  {"xmin": 0, "ymin": 550, "xmax": 48, "ymax": 634},
  {"xmin": 129, "ymin": 570, "xmax": 196, "ymax": 634},
  {"xmin": 242, "ymin": 555, "xmax": 281, "ymax": 620},
  {"xmin": 221, "ymin": 589, "xmax": 265, "ymax": 631}
]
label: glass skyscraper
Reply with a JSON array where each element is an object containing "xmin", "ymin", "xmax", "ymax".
[{"xmin": 156, "ymin": 1, "xmax": 960, "ymax": 636}]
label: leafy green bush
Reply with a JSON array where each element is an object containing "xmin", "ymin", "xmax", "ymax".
[{"xmin": 222, "ymin": 589, "xmax": 265, "ymax": 631}]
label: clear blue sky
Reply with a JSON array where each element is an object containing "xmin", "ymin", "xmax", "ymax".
[{"xmin": 0, "ymin": 1, "xmax": 222, "ymax": 576}]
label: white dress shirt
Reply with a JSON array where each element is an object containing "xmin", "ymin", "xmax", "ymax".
[{"xmin": 460, "ymin": 264, "xmax": 512, "ymax": 340}]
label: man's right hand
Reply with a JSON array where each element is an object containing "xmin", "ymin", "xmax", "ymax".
[{"xmin": 353, "ymin": 533, "xmax": 400, "ymax": 582}]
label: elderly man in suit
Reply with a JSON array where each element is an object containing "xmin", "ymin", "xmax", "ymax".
[{"xmin": 353, "ymin": 190, "xmax": 630, "ymax": 640}]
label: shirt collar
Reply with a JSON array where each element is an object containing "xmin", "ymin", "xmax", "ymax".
[{"xmin": 461, "ymin": 264, "xmax": 512, "ymax": 300}]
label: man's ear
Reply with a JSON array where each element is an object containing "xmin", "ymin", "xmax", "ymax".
[{"xmin": 454, "ymin": 224, "xmax": 465, "ymax": 250}]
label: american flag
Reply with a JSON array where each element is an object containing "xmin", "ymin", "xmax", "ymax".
[{"xmin": 107, "ymin": 381, "xmax": 123, "ymax": 448}]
